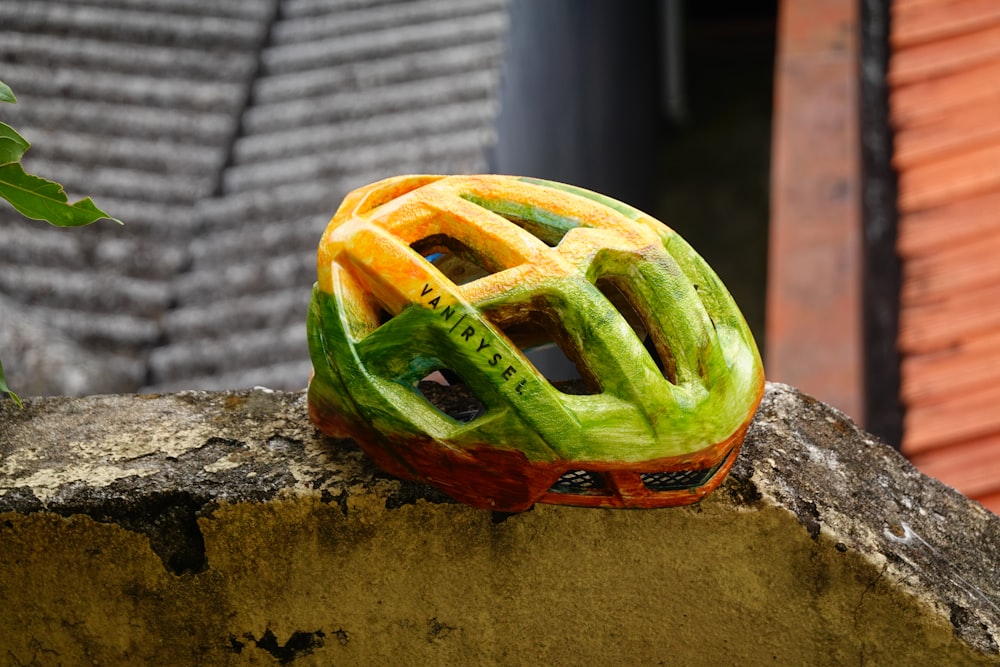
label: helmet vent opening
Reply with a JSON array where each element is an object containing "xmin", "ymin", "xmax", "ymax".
[
  {"xmin": 375, "ymin": 305, "xmax": 393, "ymax": 327},
  {"xmin": 595, "ymin": 277, "xmax": 678, "ymax": 385},
  {"xmin": 460, "ymin": 194, "xmax": 578, "ymax": 247},
  {"xmin": 640, "ymin": 465, "xmax": 720, "ymax": 492},
  {"xmin": 415, "ymin": 370, "xmax": 486, "ymax": 423},
  {"xmin": 498, "ymin": 215, "xmax": 571, "ymax": 248},
  {"xmin": 411, "ymin": 234, "xmax": 498, "ymax": 285},
  {"xmin": 549, "ymin": 470, "xmax": 607, "ymax": 495},
  {"xmin": 491, "ymin": 309, "xmax": 601, "ymax": 395}
]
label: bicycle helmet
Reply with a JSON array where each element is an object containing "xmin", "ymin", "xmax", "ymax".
[{"xmin": 307, "ymin": 174, "xmax": 764, "ymax": 511}]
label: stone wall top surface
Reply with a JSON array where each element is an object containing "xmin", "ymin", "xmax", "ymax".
[{"xmin": 1, "ymin": 382, "xmax": 998, "ymax": 664}]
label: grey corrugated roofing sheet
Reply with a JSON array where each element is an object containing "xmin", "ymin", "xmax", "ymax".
[
  {"xmin": 0, "ymin": 31, "xmax": 259, "ymax": 79},
  {"xmin": 242, "ymin": 70, "xmax": 498, "ymax": 133},
  {"xmin": 271, "ymin": 0, "xmax": 505, "ymax": 43},
  {"xmin": 0, "ymin": 0, "xmax": 275, "ymax": 395},
  {"xmin": 74, "ymin": 0, "xmax": 275, "ymax": 19},
  {"xmin": 0, "ymin": 0, "xmax": 509, "ymax": 396},
  {"xmin": 0, "ymin": 3, "xmax": 269, "ymax": 47},
  {"xmin": 223, "ymin": 128, "xmax": 496, "ymax": 192},
  {"xmin": 1, "ymin": 64, "xmax": 246, "ymax": 113},
  {"xmin": 8, "ymin": 128, "xmax": 221, "ymax": 175},
  {"xmin": 262, "ymin": 10, "xmax": 507, "ymax": 72},
  {"xmin": 252, "ymin": 40, "xmax": 505, "ymax": 101}
]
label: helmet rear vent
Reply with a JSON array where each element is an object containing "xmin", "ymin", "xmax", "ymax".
[
  {"xmin": 595, "ymin": 277, "xmax": 678, "ymax": 384},
  {"xmin": 415, "ymin": 370, "xmax": 486, "ymax": 423},
  {"xmin": 549, "ymin": 470, "xmax": 606, "ymax": 495}
]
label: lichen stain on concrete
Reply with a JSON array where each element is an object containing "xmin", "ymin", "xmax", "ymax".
[{"xmin": 0, "ymin": 394, "xmax": 220, "ymax": 503}]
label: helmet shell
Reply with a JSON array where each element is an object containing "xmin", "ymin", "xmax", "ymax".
[{"xmin": 308, "ymin": 175, "xmax": 764, "ymax": 511}]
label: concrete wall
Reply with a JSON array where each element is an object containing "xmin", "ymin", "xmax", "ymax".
[{"xmin": 1, "ymin": 384, "xmax": 998, "ymax": 665}]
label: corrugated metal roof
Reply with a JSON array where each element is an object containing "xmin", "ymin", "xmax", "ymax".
[
  {"xmin": 0, "ymin": 0, "xmax": 509, "ymax": 395},
  {"xmin": 891, "ymin": 0, "xmax": 1000, "ymax": 512}
]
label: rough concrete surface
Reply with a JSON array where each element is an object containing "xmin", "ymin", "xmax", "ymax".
[{"xmin": 0, "ymin": 382, "xmax": 998, "ymax": 665}]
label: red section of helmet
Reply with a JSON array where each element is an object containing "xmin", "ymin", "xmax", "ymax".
[{"xmin": 309, "ymin": 394, "xmax": 754, "ymax": 513}]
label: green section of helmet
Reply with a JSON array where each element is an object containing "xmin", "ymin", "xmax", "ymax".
[
  {"xmin": 308, "ymin": 253, "xmax": 760, "ymax": 466},
  {"xmin": 308, "ymin": 175, "xmax": 763, "ymax": 470}
]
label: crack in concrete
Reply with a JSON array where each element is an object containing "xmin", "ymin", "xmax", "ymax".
[{"xmin": 853, "ymin": 561, "xmax": 889, "ymax": 631}]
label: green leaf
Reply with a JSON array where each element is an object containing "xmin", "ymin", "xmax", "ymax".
[
  {"xmin": 0, "ymin": 122, "xmax": 30, "ymax": 165},
  {"xmin": 0, "ymin": 80, "xmax": 15, "ymax": 104},
  {"xmin": 0, "ymin": 358, "xmax": 23, "ymax": 409},
  {"xmin": 0, "ymin": 162, "xmax": 122, "ymax": 226}
]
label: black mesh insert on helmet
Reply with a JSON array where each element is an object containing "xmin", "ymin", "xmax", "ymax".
[
  {"xmin": 639, "ymin": 452, "xmax": 729, "ymax": 492},
  {"xmin": 549, "ymin": 470, "xmax": 606, "ymax": 495},
  {"xmin": 639, "ymin": 469, "xmax": 714, "ymax": 492}
]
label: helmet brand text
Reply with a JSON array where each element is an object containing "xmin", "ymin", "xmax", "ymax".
[{"xmin": 421, "ymin": 282, "xmax": 527, "ymax": 395}]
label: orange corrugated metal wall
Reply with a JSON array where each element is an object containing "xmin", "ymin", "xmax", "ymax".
[{"xmin": 891, "ymin": 0, "xmax": 1000, "ymax": 512}]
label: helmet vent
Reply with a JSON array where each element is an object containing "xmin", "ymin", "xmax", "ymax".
[
  {"xmin": 460, "ymin": 194, "xmax": 578, "ymax": 247},
  {"xmin": 415, "ymin": 370, "xmax": 486, "ymax": 423},
  {"xmin": 498, "ymin": 215, "xmax": 571, "ymax": 248},
  {"xmin": 375, "ymin": 305, "xmax": 393, "ymax": 327},
  {"xmin": 411, "ymin": 234, "xmax": 498, "ymax": 285},
  {"xmin": 491, "ymin": 309, "xmax": 602, "ymax": 395},
  {"xmin": 549, "ymin": 470, "xmax": 606, "ymax": 495},
  {"xmin": 640, "ymin": 468, "xmax": 717, "ymax": 492},
  {"xmin": 595, "ymin": 277, "xmax": 678, "ymax": 384}
]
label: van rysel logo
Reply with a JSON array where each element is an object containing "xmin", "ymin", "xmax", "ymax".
[{"xmin": 418, "ymin": 282, "xmax": 528, "ymax": 395}]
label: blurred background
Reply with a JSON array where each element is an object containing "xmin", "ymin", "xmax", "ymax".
[
  {"xmin": 0, "ymin": 0, "xmax": 774, "ymax": 395},
  {"xmin": 3, "ymin": 0, "xmax": 998, "ymax": 511},
  {"xmin": 0, "ymin": 0, "xmax": 511, "ymax": 396}
]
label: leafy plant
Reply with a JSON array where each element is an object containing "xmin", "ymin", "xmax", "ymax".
[
  {"xmin": 0, "ymin": 358, "xmax": 20, "ymax": 408},
  {"xmin": 0, "ymin": 79, "xmax": 121, "ymax": 406}
]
